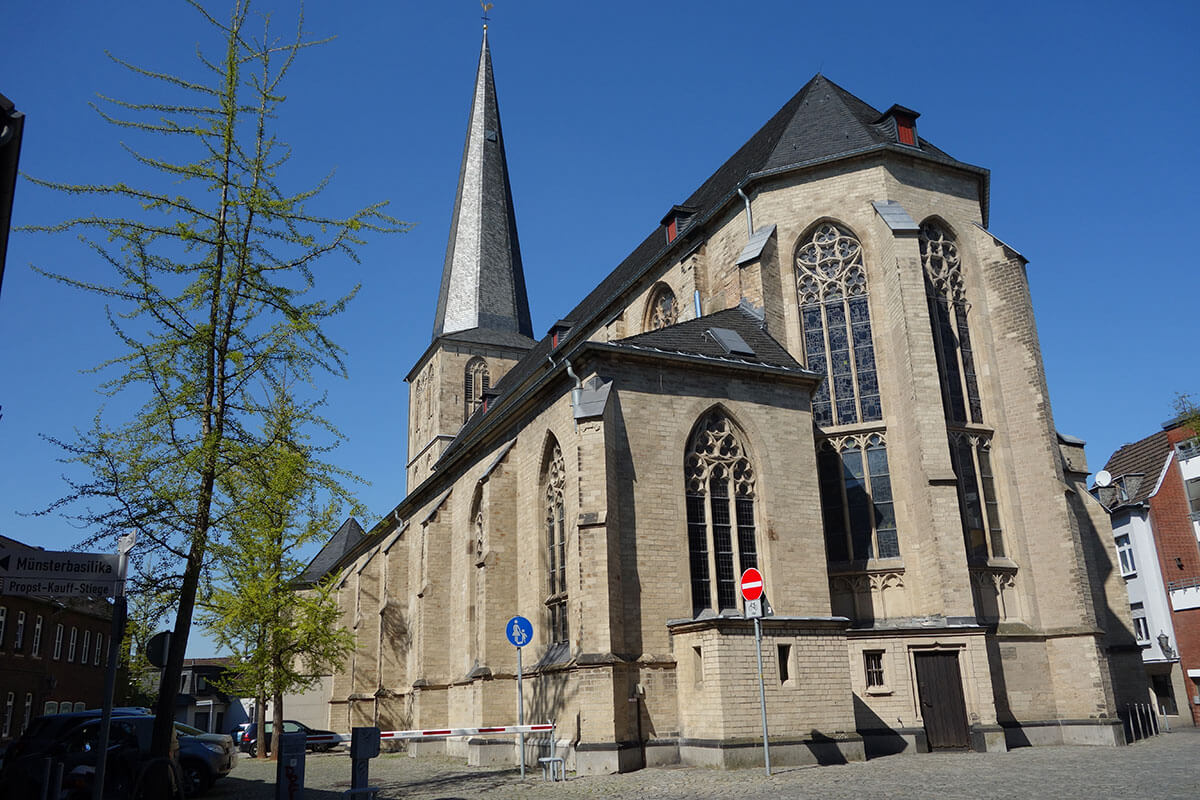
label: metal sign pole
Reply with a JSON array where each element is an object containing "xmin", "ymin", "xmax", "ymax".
[
  {"xmin": 92, "ymin": 531, "xmax": 136, "ymax": 800},
  {"xmin": 517, "ymin": 644, "xmax": 525, "ymax": 778},
  {"xmin": 754, "ymin": 615, "xmax": 770, "ymax": 776}
]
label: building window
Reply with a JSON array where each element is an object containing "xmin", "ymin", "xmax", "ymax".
[
  {"xmin": 948, "ymin": 432, "xmax": 1005, "ymax": 561},
  {"xmin": 685, "ymin": 410, "xmax": 759, "ymax": 615},
  {"xmin": 464, "ymin": 357, "xmax": 490, "ymax": 422},
  {"xmin": 1131, "ymin": 602, "xmax": 1150, "ymax": 642},
  {"xmin": 94, "ymin": 633, "xmax": 103, "ymax": 666},
  {"xmin": 817, "ymin": 432, "xmax": 899, "ymax": 562},
  {"xmin": 544, "ymin": 439, "xmax": 569, "ymax": 646},
  {"xmin": 778, "ymin": 644, "xmax": 792, "ymax": 684},
  {"xmin": 72, "ymin": 702, "xmax": 85, "ymax": 713},
  {"xmin": 921, "ymin": 222, "xmax": 982, "ymax": 425},
  {"xmin": 796, "ymin": 223, "xmax": 882, "ymax": 427},
  {"xmin": 864, "ymin": 651, "xmax": 886, "ymax": 688},
  {"xmin": 68, "ymin": 627, "xmax": 78, "ymax": 663},
  {"xmin": 2, "ymin": 693, "xmax": 12, "ymax": 738},
  {"xmin": 181, "ymin": 674, "xmax": 189, "ymax": 692},
  {"xmin": 1115, "ymin": 534, "xmax": 1137, "ymax": 576},
  {"xmin": 32, "ymin": 616, "xmax": 42, "ymax": 657},
  {"xmin": 645, "ymin": 283, "xmax": 679, "ymax": 331},
  {"xmin": 1187, "ymin": 477, "xmax": 1200, "ymax": 520},
  {"xmin": 0, "ymin": 606, "xmax": 6, "ymax": 648},
  {"xmin": 81, "ymin": 630, "xmax": 91, "ymax": 664},
  {"xmin": 53, "ymin": 624, "xmax": 63, "ymax": 660},
  {"xmin": 21, "ymin": 693, "xmax": 32, "ymax": 735},
  {"xmin": 14, "ymin": 611, "xmax": 25, "ymax": 651},
  {"xmin": 43, "ymin": 701, "xmax": 58, "ymax": 715}
]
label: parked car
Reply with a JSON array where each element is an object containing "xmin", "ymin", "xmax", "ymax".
[
  {"xmin": 175, "ymin": 722, "xmax": 236, "ymax": 796},
  {"xmin": 239, "ymin": 720, "xmax": 339, "ymax": 756},
  {"xmin": 0, "ymin": 711, "xmax": 179, "ymax": 799},
  {"xmin": 230, "ymin": 722, "xmax": 251, "ymax": 747}
]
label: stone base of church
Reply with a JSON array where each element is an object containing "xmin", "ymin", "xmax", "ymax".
[
  {"xmin": 1001, "ymin": 719, "xmax": 1124, "ymax": 748},
  {"xmin": 677, "ymin": 733, "xmax": 865, "ymax": 768}
]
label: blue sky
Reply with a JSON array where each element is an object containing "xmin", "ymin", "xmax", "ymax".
[{"xmin": 1, "ymin": 2, "xmax": 1197, "ymax": 654}]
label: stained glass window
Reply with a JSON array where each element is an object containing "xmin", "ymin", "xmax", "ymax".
[
  {"xmin": 685, "ymin": 411, "xmax": 758, "ymax": 616},
  {"xmin": 796, "ymin": 223, "xmax": 882, "ymax": 427},
  {"xmin": 817, "ymin": 433, "xmax": 899, "ymax": 562},
  {"xmin": 921, "ymin": 222, "xmax": 981, "ymax": 425},
  {"xmin": 544, "ymin": 441, "xmax": 569, "ymax": 645}
]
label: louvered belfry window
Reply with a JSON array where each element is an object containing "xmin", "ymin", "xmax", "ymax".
[
  {"xmin": 544, "ymin": 440, "xmax": 569, "ymax": 645},
  {"xmin": 685, "ymin": 411, "xmax": 758, "ymax": 616},
  {"xmin": 796, "ymin": 223, "xmax": 882, "ymax": 428},
  {"xmin": 464, "ymin": 357, "xmax": 490, "ymax": 422}
]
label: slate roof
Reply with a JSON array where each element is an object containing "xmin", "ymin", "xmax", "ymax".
[
  {"xmin": 432, "ymin": 30, "xmax": 534, "ymax": 341},
  {"xmin": 1100, "ymin": 431, "xmax": 1171, "ymax": 507},
  {"xmin": 295, "ymin": 517, "xmax": 365, "ymax": 586},
  {"xmin": 613, "ymin": 305, "xmax": 806, "ymax": 372}
]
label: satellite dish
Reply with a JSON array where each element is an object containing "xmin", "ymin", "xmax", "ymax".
[{"xmin": 1094, "ymin": 470, "xmax": 1113, "ymax": 488}]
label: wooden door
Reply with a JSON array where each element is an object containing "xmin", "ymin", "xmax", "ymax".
[{"xmin": 914, "ymin": 651, "xmax": 970, "ymax": 750}]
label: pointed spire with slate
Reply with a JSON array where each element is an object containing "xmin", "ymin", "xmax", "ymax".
[{"xmin": 432, "ymin": 30, "xmax": 533, "ymax": 341}]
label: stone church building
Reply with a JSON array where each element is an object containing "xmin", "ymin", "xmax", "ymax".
[{"xmin": 304, "ymin": 32, "xmax": 1147, "ymax": 772}]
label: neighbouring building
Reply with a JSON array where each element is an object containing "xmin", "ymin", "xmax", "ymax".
[
  {"xmin": 171, "ymin": 657, "xmax": 248, "ymax": 734},
  {"xmin": 0, "ymin": 535, "xmax": 113, "ymax": 742},
  {"xmin": 1094, "ymin": 417, "xmax": 1200, "ymax": 726},
  {"xmin": 300, "ymin": 31, "xmax": 1146, "ymax": 773}
]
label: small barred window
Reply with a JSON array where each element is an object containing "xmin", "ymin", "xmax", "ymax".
[
  {"xmin": 796, "ymin": 223, "xmax": 882, "ymax": 427},
  {"xmin": 864, "ymin": 651, "xmax": 886, "ymax": 688}
]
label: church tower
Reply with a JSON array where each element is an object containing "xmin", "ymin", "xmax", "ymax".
[{"xmin": 406, "ymin": 29, "xmax": 534, "ymax": 490}]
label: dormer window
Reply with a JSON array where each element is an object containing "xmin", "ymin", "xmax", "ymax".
[
  {"xmin": 548, "ymin": 319, "xmax": 572, "ymax": 349},
  {"xmin": 878, "ymin": 104, "xmax": 920, "ymax": 147},
  {"xmin": 661, "ymin": 205, "xmax": 697, "ymax": 244}
]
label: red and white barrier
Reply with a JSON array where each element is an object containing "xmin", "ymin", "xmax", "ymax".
[{"xmin": 305, "ymin": 722, "xmax": 555, "ymax": 746}]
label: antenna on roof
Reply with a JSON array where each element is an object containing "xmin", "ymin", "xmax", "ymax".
[
  {"xmin": 1094, "ymin": 470, "xmax": 1112, "ymax": 488},
  {"xmin": 481, "ymin": 1, "xmax": 493, "ymax": 29}
]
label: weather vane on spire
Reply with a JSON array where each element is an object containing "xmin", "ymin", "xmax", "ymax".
[{"xmin": 481, "ymin": 2, "xmax": 493, "ymax": 29}]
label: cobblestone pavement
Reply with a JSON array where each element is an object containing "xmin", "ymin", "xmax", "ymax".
[{"xmin": 208, "ymin": 729, "xmax": 1200, "ymax": 800}]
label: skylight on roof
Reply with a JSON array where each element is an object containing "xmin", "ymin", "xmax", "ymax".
[{"xmin": 706, "ymin": 327, "xmax": 755, "ymax": 357}]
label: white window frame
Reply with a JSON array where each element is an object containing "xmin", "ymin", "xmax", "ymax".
[
  {"xmin": 2, "ymin": 692, "xmax": 13, "ymax": 738},
  {"xmin": 43, "ymin": 701, "xmax": 58, "ymax": 715},
  {"xmin": 94, "ymin": 633, "xmax": 103, "ymax": 666},
  {"xmin": 1131, "ymin": 602, "xmax": 1150, "ymax": 642},
  {"xmin": 0, "ymin": 606, "xmax": 7, "ymax": 647},
  {"xmin": 32, "ymin": 615, "xmax": 43, "ymax": 657},
  {"xmin": 81, "ymin": 630, "xmax": 91, "ymax": 665},
  {"xmin": 53, "ymin": 624, "xmax": 63, "ymax": 660},
  {"xmin": 1116, "ymin": 534, "xmax": 1137, "ymax": 577},
  {"xmin": 67, "ymin": 627, "xmax": 78, "ymax": 662},
  {"xmin": 22, "ymin": 693, "xmax": 32, "ymax": 734},
  {"xmin": 14, "ymin": 611, "xmax": 25, "ymax": 650}
]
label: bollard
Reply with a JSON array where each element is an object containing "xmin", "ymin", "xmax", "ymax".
[
  {"xmin": 350, "ymin": 727, "xmax": 381, "ymax": 794},
  {"xmin": 275, "ymin": 732, "xmax": 307, "ymax": 800}
]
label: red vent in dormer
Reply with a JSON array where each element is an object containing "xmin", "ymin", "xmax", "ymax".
[
  {"xmin": 666, "ymin": 218, "xmax": 678, "ymax": 243},
  {"xmin": 878, "ymin": 104, "xmax": 921, "ymax": 148},
  {"xmin": 897, "ymin": 117, "xmax": 916, "ymax": 145},
  {"xmin": 660, "ymin": 204, "xmax": 696, "ymax": 245}
]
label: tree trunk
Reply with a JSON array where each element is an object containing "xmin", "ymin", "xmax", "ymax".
[
  {"xmin": 272, "ymin": 689, "xmax": 285, "ymax": 762},
  {"xmin": 257, "ymin": 692, "xmax": 268, "ymax": 760}
]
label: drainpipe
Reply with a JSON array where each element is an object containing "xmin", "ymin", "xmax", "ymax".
[
  {"xmin": 737, "ymin": 185, "xmax": 754, "ymax": 239},
  {"xmin": 565, "ymin": 360, "xmax": 583, "ymax": 431}
]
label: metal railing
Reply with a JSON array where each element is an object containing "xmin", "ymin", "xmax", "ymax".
[{"xmin": 1120, "ymin": 702, "xmax": 1163, "ymax": 743}]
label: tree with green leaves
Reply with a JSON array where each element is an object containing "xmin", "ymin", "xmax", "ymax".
[
  {"xmin": 202, "ymin": 390, "xmax": 355, "ymax": 760},
  {"xmin": 25, "ymin": 0, "xmax": 406, "ymax": 760}
]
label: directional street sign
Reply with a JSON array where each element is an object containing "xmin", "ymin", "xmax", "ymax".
[
  {"xmin": 740, "ymin": 567, "xmax": 764, "ymax": 601},
  {"xmin": 506, "ymin": 615, "xmax": 532, "ymax": 648},
  {"xmin": 0, "ymin": 546, "xmax": 120, "ymax": 597}
]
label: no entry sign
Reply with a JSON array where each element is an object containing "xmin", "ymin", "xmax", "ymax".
[{"xmin": 740, "ymin": 567, "xmax": 764, "ymax": 601}]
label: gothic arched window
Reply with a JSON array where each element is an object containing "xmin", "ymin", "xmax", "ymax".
[
  {"xmin": 921, "ymin": 222, "xmax": 981, "ymax": 425},
  {"xmin": 645, "ymin": 283, "xmax": 679, "ymax": 331},
  {"xmin": 796, "ymin": 223, "xmax": 882, "ymax": 428},
  {"xmin": 464, "ymin": 357, "xmax": 490, "ymax": 423},
  {"xmin": 948, "ymin": 431, "xmax": 1005, "ymax": 561},
  {"xmin": 685, "ymin": 411, "xmax": 758, "ymax": 616},
  {"xmin": 543, "ymin": 439, "xmax": 568, "ymax": 645},
  {"xmin": 817, "ymin": 432, "xmax": 899, "ymax": 563}
]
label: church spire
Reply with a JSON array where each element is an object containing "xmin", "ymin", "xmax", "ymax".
[{"xmin": 432, "ymin": 30, "xmax": 533, "ymax": 341}]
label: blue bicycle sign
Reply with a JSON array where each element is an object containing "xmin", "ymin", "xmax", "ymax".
[{"xmin": 506, "ymin": 615, "xmax": 532, "ymax": 648}]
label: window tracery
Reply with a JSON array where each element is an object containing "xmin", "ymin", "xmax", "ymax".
[
  {"xmin": 817, "ymin": 432, "xmax": 899, "ymax": 562},
  {"xmin": 646, "ymin": 284, "xmax": 679, "ymax": 331},
  {"xmin": 947, "ymin": 431, "xmax": 1005, "ymax": 561},
  {"xmin": 684, "ymin": 411, "xmax": 758, "ymax": 616},
  {"xmin": 464, "ymin": 357, "xmax": 490, "ymax": 422},
  {"xmin": 796, "ymin": 223, "xmax": 882, "ymax": 427},
  {"xmin": 544, "ymin": 440, "xmax": 568, "ymax": 645},
  {"xmin": 921, "ymin": 222, "xmax": 981, "ymax": 425}
]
